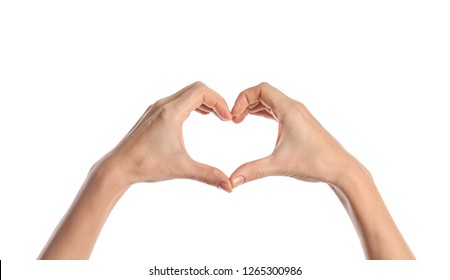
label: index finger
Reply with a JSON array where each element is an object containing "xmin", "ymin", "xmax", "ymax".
[
  {"xmin": 170, "ymin": 81, "xmax": 232, "ymax": 121},
  {"xmin": 231, "ymin": 82, "xmax": 288, "ymax": 122}
]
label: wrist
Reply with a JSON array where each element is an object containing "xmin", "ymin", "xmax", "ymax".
[
  {"xmin": 331, "ymin": 155, "xmax": 375, "ymax": 195},
  {"xmin": 88, "ymin": 154, "xmax": 132, "ymax": 197}
]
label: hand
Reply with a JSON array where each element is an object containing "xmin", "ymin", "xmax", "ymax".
[
  {"xmin": 39, "ymin": 82, "xmax": 234, "ymax": 259},
  {"xmin": 97, "ymin": 81, "xmax": 233, "ymax": 192},
  {"xmin": 229, "ymin": 83, "xmax": 414, "ymax": 260},
  {"xmin": 229, "ymin": 82, "xmax": 361, "ymax": 188}
]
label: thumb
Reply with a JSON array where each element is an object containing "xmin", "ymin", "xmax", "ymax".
[
  {"xmin": 184, "ymin": 159, "xmax": 232, "ymax": 193},
  {"xmin": 229, "ymin": 156, "xmax": 275, "ymax": 188}
]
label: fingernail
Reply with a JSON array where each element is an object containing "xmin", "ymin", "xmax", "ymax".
[
  {"xmin": 217, "ymin": 182, "xmax": 229, "ymax": 192},
  {"xmin": 231, "ymin": 176, "xmax": 245, "ymax": 188}
]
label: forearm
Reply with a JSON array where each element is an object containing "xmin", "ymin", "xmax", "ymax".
[
  {"xmin": 330, "ymin": 161, "xmax": 415, "ymax": 260},
  {"xmin": 38, "ymin": 164, "xmax": 128, "ymax": 260}
]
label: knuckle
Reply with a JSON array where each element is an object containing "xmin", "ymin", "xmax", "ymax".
[
  {"xmin": 186, "ymin": 81, "xmax": 207, "ymax": 100},
  {"xmin": 199, "ymin": 167, "xmax": 216, "ymax": 184},
  {"xmin": 210, "ymin": 167, "xmax": 222, "ymax": 178},
  {"xmin": 258, "ymin": 82, "xmax": 271, "ymax": 89},
  {"xmin": 238, "ymin": 90, "xmax": 251, "ymax": 105},
  {"xmin": 153, "ymin": 99, "xmax": 165, "ymax": 110},
  {"xmin": 158, "ymin": 104, "xmax": 175, "ymax": 121},
  {"xmin": 199, "ymin": 173, "xmax": 209, "ymax": 184},
  {"xmin": 250, "ymin": 164, "xmax": 265, "ymax": 180},
  {"xmin": 191, "ymin": 81, "xmax": 206, "ymax": 90},
  {"xmin": 294, "ymin": 100, "xmax": 307, "ymax": 112}
]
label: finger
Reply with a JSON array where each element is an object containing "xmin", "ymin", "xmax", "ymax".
[
  {"xmin": 199, "ymin": 103, "xmax": 231, "ymax": 120},
  {"xmin": 248, "ymin": 101, "xmax": 263, "ymax": 110},
  {"xmin": 195, "ymin": 108, "xmax": 210, "ymax": 115},
  {"xmin": 249, "ymin": 104, "xmax": 278, "ymax": 121},
  {"xmin": 145, "ymin": 82, "xmax": 201, "ymax": 118},
  {"xmin": 248, "ymin": 103, "xmax": 269, "ymax": 113},
  {"xmin": 198, "ymin": 104, "xmax": 213, "ymax": 113},
  {"xmin": 231, "ymin": 82, "xmax": 288, "ymax": 120},
  {"xmin": 197, "ymin": 108, "xmax": 225, "ymax": 120},
  {"xmin": 170, "ymin": 81, "xmax": 232, "ymax": 122},
  {"xmin": 234, "ymin": 108, "xmax": 277, "ymax": 123},
  {"xmin": 130, "ymin": 82, "xmax": 204, "ymax": 132},
  {"xmin": 248, "ymin": 102, "xmax": 262, "ymax": 110},
  {"xmin": 184, "ymin": 159, "xmax": 232, "ymax": 193},
  {"xmin": 195, "ymin": 104, "xmax": 214, "ymax": 115},
  {"xmin": 229, "ymin": 155, "xmax": 277, "ymax": 188},
  {"xmin": 232, "ymin": 107, "xmax": 249, "ymax": 124},
  {"xmin": 155, "ymin": 82, "xmax": 200, "ymax": 109},
  {"xmin": 252, "ymin": 110, "xmax": 277, "ymax": 121}
]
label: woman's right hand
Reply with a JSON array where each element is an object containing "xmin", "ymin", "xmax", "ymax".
[{"xmin": 97, "ymin": 81, "xmax": 233, "ymax": 193}]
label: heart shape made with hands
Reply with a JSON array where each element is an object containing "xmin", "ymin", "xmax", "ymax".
[
  {"xmin": 134, "ymin": 82, "xmax": 328, "ymax": 193},
  {"xmin": 181, "ymin": 84, "xmax": 284, "ymax": 192},
  {"xmin": 183, "ymin": 109, "xmax": 278, "ymax": 187}
]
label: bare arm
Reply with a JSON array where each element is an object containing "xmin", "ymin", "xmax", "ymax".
[
  {"xmin": 329, "ymin": 166, "xmax": 414, "ymax": 259},
  {"xmin": 229, "ymin": 82, "xmax": 415, "ymax": 260},
  {"xmin": 38, "ymin": 82, "xmax": 233, "ymax": 259},
  {"xmin": 38, "ymin": 164, "xmax": 128, "ymax": 259}
]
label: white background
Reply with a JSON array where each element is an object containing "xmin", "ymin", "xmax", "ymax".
[{"xmin": 1, "ymin": 0, "xmax": 449, "ymax": 278}]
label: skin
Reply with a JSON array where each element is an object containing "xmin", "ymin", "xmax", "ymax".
[
  {"xmin": 38, "ymin": 82, "xmax": 233, "ymax": 259},
  {"xmin": 229, "ymin": 82, "xmax": 415, "ymax": 260},
  {"xmin": 38, "ymin": 81, "xmax": 414, "ymax": 260}
]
